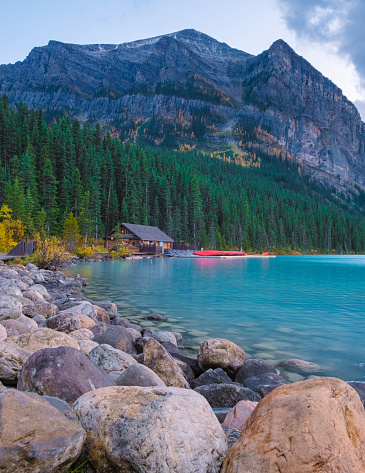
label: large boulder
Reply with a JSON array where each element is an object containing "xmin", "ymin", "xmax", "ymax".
[
  {"xmin": 22, "ymin": 302, "xmax": 57, "ymax": 319},
  {"xmin": 0, "ymin": 319, "xmax": 31, "ymax": 337},
  {"xmin": 73, "ymin": 386, "xmax": 227, "ymax": 473},
  {"xmin": 143, "ymin": 338, "xmax": 190, "ymax": 388},
  {"xmin": 194, "ymin": 383, "xmax": 260, "ymax": 408},
  {"xmin": 6, "ymin": 327, "xmax": 79, "ymax": 353},
  {"xmin": 22, "ymin": 289, "xmax": 45, "ymax": 303},
  {"xmin": 198, "ymin": 339, "xmax": 246, "ymax": 377},
  {"xmin": 89, "ymin": 344, "xmax": 137, "ymax": 373},
  {"xmin": 17, "ymin": 346, "xmax": 116, "ymax": 404},
  {"xmin": 0, "ymin": 342, "xmax": 31, "ymax": 384},
  {"xmin": 221, "ymin": 377, "xmax": 365, "ymax": 473},
  {"xmin": 43, "ymin": 311, "xmax": 81, "ymax": 333},
  {"xmin": 0, "ymin": 295, "xmax": 23, "ymax": 320},
  {"xmin": 0, "ymin": 389, "xmax": 85, "ymax": 473},
  {"xmin": 191, "ymin": 368, "xmax": 233, "ymax": 389},
  {"xmin": 115, "ymin": 363, "xmax": 166, "ymax": 387},
  {"xmin": 0, "ymin": 279, "xmax": 22, "ymax": 297},
  {"xmin": 93, "ymin": 325, "xmax": 136, "ymax": 354},
  {"xmin": 243, "ymin": 373, "xmax": 288, "ymax": 397},
  {"xmin": 222, "ymin": 400, "xmax": 258, "ymax": 430},
  {"xmin": 235, "ymin": 358, "xmax": 277, "ymax": 384}
]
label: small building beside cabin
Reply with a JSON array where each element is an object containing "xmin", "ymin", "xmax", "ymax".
[{"xmin": 105, "ymin": 223, "xmax": 174, "ymax": 254}]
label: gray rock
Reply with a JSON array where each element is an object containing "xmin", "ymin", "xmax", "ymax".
[
  {"xmin": 93, "ymin": 326, "xmax": 137, "ymax": 354},
  {"xmin": 0, "ymin": 295, "xmax": 23, "ymax": 320},
  {"xmin": 243, "ymin": 373, "xmax": 288, "ymax": 397},
  {"xmin": 0, "ymin": 389, "xmax": 85, "ymax": 473},
  {"xmin": 151, "ymin": 331, "xmax": 178, "ymax": 346},
  {"xmin": 141, "ymin": 327, "xmax": 155, "ymax": 337},
  {"xmin": 192, "ymin": 368, "xmax": 234, "ymax": 389},
  {"xmin": 194, "ymin": 383, "xmax": 260, "ymax": 408},
  {"xmin": 17, "ymin": 346, "xmax": 116, "ymax": 404},
  {"xmin": 135, "ymin": 336, "xmax": 149, "ymax": 353},
  {"xmin": 78, "ymin": 339, "xmax": 99, "ymax": 357},
  {"xmin": 235, "ymin": 359, "xmax": 277, "ymax": 384},
  {"xmin": 0, "ymin": 319, "xmax": 32, "ymax": 337},
  {"xmin": 115, "ymin": 363, "xmax": 166, "ymax": 387},
  {"xmin": 43, "ymin": 311, "xmax": 81, "ymax": 333},
  {"xmin": 22, "ymin": 302, "xmax": 57, "ymax": 319},
  {"xmin": 0, "ymin": 342, "xmax": 31, "ymax": 384},
  {"xmin": 175, "ymin": 359, "xmax": 195, "ymax": 384},
  {"xmin": 73, "ymin": 386, "xmax": 227, "ymax": 473},
  {"xmin": 173, "ymin": 331, "xmax": 183, "ymax": 344},
  {"xmin": 126, "ymin": 327, "xmax": 142, "ymax": 341},
  {"xmin": 17, "ymin": 314, "xmax": 38, "ymax": 331},
  {"xmin": 171, "ymin": 352, "xmax": 204, "ymax": 378},
  {"xmin": 89, "ymin": 322, "xmax": 108, "ymax": 335},
  {"xmin": 26, "ymin": 263, "xmax": 38, "ymax": 270},
  {"xmin": 32, "ymin": 314, "xmax": 46, "ymax": 325},
  {"xmin": 89, "ymin": 344, "xmax": 137, "ymax": 373},
  {"xmin": 280, "ymin": 358, "xmax": 321, "ymax": 374}
]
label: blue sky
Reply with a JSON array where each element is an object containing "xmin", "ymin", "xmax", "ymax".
[{"xmin": 1, "ymin": 0, "xmax": 365, "ymax": 118}]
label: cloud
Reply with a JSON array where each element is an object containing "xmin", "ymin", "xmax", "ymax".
[{"xmin": 277, "ymin": 0, "xmax": 365, "ymax": 86}]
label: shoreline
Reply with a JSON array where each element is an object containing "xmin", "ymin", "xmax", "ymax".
[{"xmin": 1, "ymin": 261, "xmax": 365, "ymax": 472}]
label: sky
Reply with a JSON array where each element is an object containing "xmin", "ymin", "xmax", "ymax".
[{"xmin": 1, "ymin": 0, "xmax": 365, "ymax": 119}]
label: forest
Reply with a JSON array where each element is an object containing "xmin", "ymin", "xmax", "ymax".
[{"xmin": 1, "ymin": 95, "xmax": 365, "ymax": 253}]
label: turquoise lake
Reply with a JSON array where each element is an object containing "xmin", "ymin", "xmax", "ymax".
[{"xmin": 63, "ymin": 255, "xmax": 365, "ymax": 382}]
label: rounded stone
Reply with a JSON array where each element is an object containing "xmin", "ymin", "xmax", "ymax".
[
  {"xmin": 73, "ymin": 386, "xmax": 227, "ymax": 473},
  {"xmin": 0, "ymin": 389, "xmax": 85, "ymax": 473},
  {"xmin": 17, "ymin": 346, "xmax": 116, "ymax": 404},
  {"xmin": 221, "ymin": 377, "xmax": 365, "ymax": 473},
  {"xmin": 235, "ymin": 358, "xmax": 277, "ymax": 384},
  {"xmin": 115, "ymin": 363, "xmax": 166, "ymax": 387},
  {"xmin": 198, "ymin": 338, "xmax": 246, "ymax": 376}
]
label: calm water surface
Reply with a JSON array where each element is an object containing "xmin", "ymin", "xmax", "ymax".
[{"xmin": 63, "ymin": 256, "xmax": 365, "ymax": 382}]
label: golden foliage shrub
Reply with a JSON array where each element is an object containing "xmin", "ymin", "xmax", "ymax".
[{"xmin": 33, "ymin": 235, "xmax": 72, "ymax": 269}]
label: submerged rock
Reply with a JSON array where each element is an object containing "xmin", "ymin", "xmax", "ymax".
[
  {"xmin": 73, "ymin": 386, "xmax": 227, "ymax": 473},
  {"xmin": 145, "ymin": 313, "xmax": 166, "ymax": 321},
  {"xmin": 0, "ymin": 389, "xmax": 85, "ymax": 473},
  {"xmin": 280, "ymin": 358, "xmax": 321, "ymax": 374},
  {"xmin": 221, "ymin": 377, "xmax": 365, "ymax": 473},
  {"xmin": 198, "ymin": 338, "xmax": 246, "ymax": 377}
]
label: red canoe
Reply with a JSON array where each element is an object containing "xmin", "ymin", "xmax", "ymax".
[{"xmin": 193, "ymin": 250, "xmax": 247, "ymax": 256}]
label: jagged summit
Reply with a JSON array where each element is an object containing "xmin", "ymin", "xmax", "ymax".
[{"xmin": 0, "ymin": 30, "xmax": 364, "ymax": 192}]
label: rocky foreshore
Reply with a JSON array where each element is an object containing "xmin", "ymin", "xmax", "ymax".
[{"xmin": 1, "ymin": 262, "xmax": 365, "ymax": 472}]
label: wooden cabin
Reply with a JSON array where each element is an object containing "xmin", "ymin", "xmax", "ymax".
[{"xmin": 105, "ymin": 223, "xmax": 174, "ymax": 254}]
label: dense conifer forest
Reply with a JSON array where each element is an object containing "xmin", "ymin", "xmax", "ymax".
[{"xmin": 1, "ymin": 96, "xmax": 365, "ymax": 253}]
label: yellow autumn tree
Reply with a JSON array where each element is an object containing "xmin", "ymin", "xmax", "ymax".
[{"xmin": 0, "ymin": 205, "xmax": 25, "ymax": 252}]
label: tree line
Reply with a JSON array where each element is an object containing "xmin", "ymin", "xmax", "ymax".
[{"xmin": 1, "ymin": 95, "xmax": 365, "ymax": 253}]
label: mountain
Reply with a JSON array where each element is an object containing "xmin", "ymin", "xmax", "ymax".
[{"xmin": 1, "ymin": 29, "xmax": 364, "ymax": 193}]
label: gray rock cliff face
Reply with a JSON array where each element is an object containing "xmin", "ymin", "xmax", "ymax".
[{"xmin": 1, "ymin": 29, "xmax": 364, "ymax": 189}]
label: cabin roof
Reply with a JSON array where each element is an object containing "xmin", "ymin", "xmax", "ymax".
[{"xmin": 107, "ymin": 223, "xmax": 174, "ymax": 242}]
